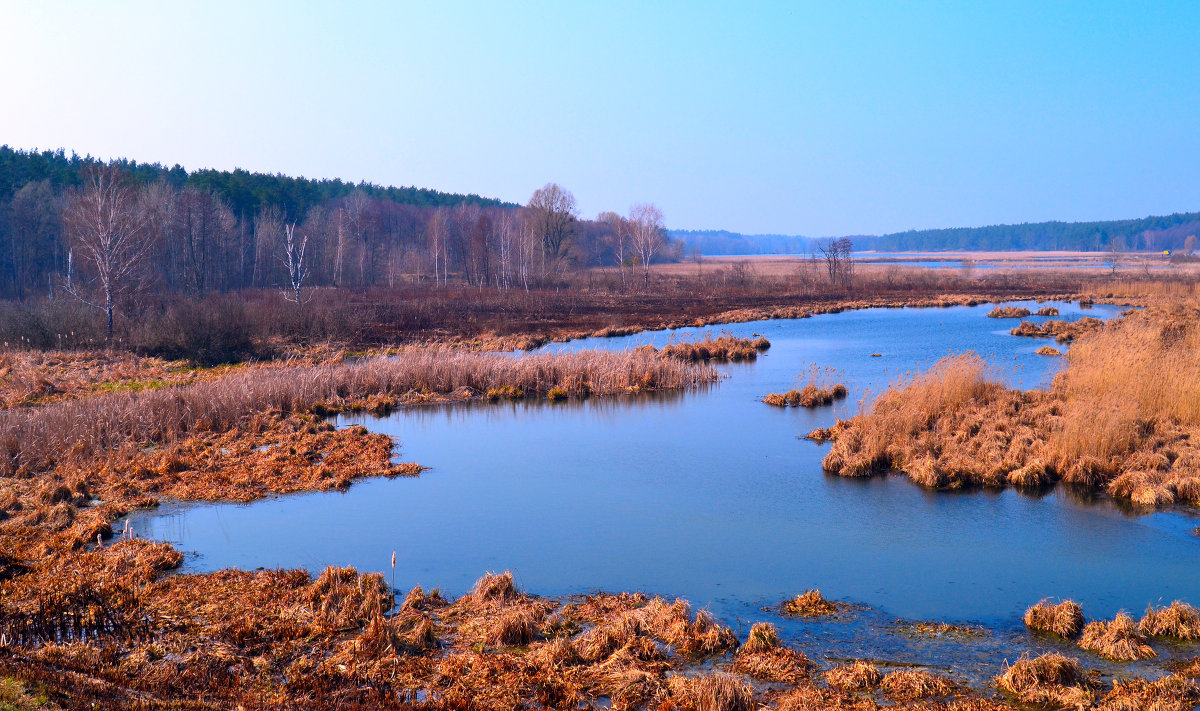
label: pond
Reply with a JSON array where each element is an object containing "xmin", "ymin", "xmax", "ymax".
[{"xmin": 125, "ymin": 299, "xmax": 1200, "ymax": 680}]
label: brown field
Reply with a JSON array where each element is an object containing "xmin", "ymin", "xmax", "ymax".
[{"xmin": 2, "ymin": 273, "xmax": 1200, "ymax": 708}]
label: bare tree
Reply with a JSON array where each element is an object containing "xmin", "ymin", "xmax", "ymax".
[
  {"xmin": 629, "ymin": 203, "xmax": 664, "ymax": 288},
  {"xmin": 527, "ymin": 183, "xmax": 577, "ymax": 278},
  {"xmin": 61, "ymin": 167, "xmax": 154, "ymax": 341},
  {"xmin": 281, "ymin": 223, "xmax": 309, "ymax": 304},
  {"xmin": 818, "ymin": 237, "xmax": 854, "ymax": 287},
  {"xmin": 599, "ymin": 210, "xmax": 630, "ymax": 289},
  {"xmin": 1107, "ymin": 236, "xmax": 1125, "ymax": 276}
]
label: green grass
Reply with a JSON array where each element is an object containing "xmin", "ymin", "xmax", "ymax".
[{"xmin": 0, "ymin": 677, "xmax": 56, "ymax": 711}]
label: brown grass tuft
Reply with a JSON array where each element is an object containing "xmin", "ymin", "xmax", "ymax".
[
  {"xmin": 1024, "ymin": 599, "xmax": 1085, "ymax": 638},
  {"xmin": 471, "ymin": 570, "xmax": 518, "ymax": 602},
  {"xmin": 1078, "ymin": 613, "xmax": 1156, "ymax": 661},
  {"xmin": 825, "ymin": 661, "xmax": 882, "ymax": 691},
  {"xmin": 1100, "ymin": 674, "xmax": 1200, "ymax": 711},
  {"xmin": 740, "ymin": 622, "xmax": 780, "ymax": 654},
  {"xmin": 989, "ymin": 306, "xmax": 1032, "ymax": 318},
  {"xmin": 880, "ymin": 669, "xmax": 957, "ymax": 700},
  {"xmin": 782, "ymin": 589, "xmax": 845, "ymax": 618},
  {"xmin": 995, "ymin": 653, "xmax": 1094, "ymax": 709},
  {"xmin": 666, "ymin": 673, "xmax": 754, "ymax": 711},
  {"xmin": 1139, "ymin": 601, "xmax": 1200, "ymax": 640},
  {"xmin": 1036, "ymin": 345, "xmax": 1063, "ymax": 356}
]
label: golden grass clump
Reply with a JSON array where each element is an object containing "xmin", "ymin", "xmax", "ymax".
[
  {"xmin": 471, "ymin": 570, "xmax": 519, "ymax": 602},
  {"xmin": 1100, "ymin": 674, "xmax": 1200, "ymax": 711},
  {"xmin": 665, "ymin": 673, "xmax": 754, "ymax": 711},
  {"xmin": 988, "ymin": 306, "xmax": 1032, "ymax": 318},
  {"xmin": 1036, "ymin": 345, "xmax": 1063, "ymax": 356},
  {"xmin": 879, "ymin": 669, "xmax": 957, "ymax": 700},
  {"xmin": 732, "ymin": 624, "xmax": 813, "ymax": 685},
  {"xmin": 763, "ymin": 383, "xmax": 849, "ymax": 408},
  {"xmin": 781, "ymin": 589, "xmax": 844, "ymax": 617},
  {"xmin": 1139, "ymin": 601, "xmax": 1200, "ymax": 640},
  {"xmin": 1036, "ymin": 306, "xmax": 1061, "ymax": 316},
  {"xmin": 740, "ymin": 621, "xmax": 780, "ymax": 654},
  {"xmin": 825, "ymin": 661, "xmax": 882, "ymax": 691},
  {"xmin": 1024, "ymin": 599, "xmax": 1085, "ymax": 638},
  {"xmin": 658, "ymin": 335, "xmax": 768, "ymax": 363},
  {"xmin": 1011, "ymin": 316, "xmax": 1104, "ymax": 342},
  {"xmin": 994, "ymin": 653, "xmax": 1094, "ymax": 709},
  {"xmin": 1078, "ymin": 613, "xmax": 1157, "ymax": 661}
]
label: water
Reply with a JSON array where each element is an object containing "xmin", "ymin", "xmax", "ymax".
[{"xmin": 125, "ymin": 300, "xmax": 1200, "ymax": 677}]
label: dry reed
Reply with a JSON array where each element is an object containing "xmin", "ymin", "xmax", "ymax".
[
  {"xmin": 1078, "ymin": 613, "xmax": 1156, "ymax": 661},
  {"xmin": 1024, "ymin": 599, "xmax": 1085, "ymax": 638},
  {"xmin": 879, "ymin": 669, "xmax": 956, "ymax": 700},
  {"xmin": 988, "ymin": 306, "xmax": 1032, "ymax": 318},
  {"xmin": 1139, "ymin": 601, "xmax": 1200, "ymax": 640},
  {"xmin": 994, "ymin": 653, "xmax": 1094, "ymax": 709},
  {"xmin": 824, "ymin": 661, "xmax": 882, "ymax": 691},
  {"xmin": 781, "ymin": 589, "xmax": 844, "ymax": 617}
]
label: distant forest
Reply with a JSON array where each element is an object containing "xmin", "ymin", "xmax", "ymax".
[
  {"xmin": 674, "ymin": 213, "xmax": 1200, "ymax": 255},
  {"xmin": 0, "ymin": 146, "xmax": 675, "ymax": 302}
]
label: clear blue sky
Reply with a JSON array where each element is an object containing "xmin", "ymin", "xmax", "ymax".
[{"xmin": 2, "ymin": 1, "xmax": 1197, "ymax": 235}]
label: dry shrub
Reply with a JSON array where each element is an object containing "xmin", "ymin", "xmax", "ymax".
[
  {"xmin": 995, "ymin": 653, "xmax": 1094, "ymax": 709},
  {"xmin": 989, "ymin": 306, "xmax": 1032, "ymax": 318},
  {"xmin": 1025, "ymin": 599, "xmax": 1085, "ymax": 638},
  {"xmin": 782, "ymin": 589, "xmax": 843, "ymax": 618},
  {"xmin": 880, "ymin": 669, "xmax": 956, "ymax": 700},
  {"xmin": 666, "ymin": 673, "xmax": 754, "ymax": 711},
  {"xmin": 1078, "ymin": 613, "xmax": 1156, "ymax": 661},
  {"xmin": 825, "ymin": 661, "xmax": 882, "ymax": 691},
  {"xmin": 1139, "ymin": 601, "xmax": 1200, "ymax": 640}
]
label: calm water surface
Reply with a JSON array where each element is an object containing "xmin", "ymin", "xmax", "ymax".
[{"xmin": 126, "ymin": 300, "xmax": 1199, "ymax": 677}]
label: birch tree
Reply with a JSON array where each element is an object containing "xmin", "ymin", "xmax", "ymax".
[
  {"xmin": 61, "ymin": 167, "xmax": 154, "ymax": 341},
  {"xmin": 629, "ymin": 203, "xmax": 664, "ymax": 289}
]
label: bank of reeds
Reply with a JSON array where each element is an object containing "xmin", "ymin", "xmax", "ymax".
[
  {"xmin": 0, "ymin": 347, "xmax": 717, "ymax": 475},
  {"xmin": 818, "ymin": 302, "xmax": 1200, "ymax": 508},
  {"xmin": 764, "ymin": 383, "xmax": 847, "ymax": 408}
]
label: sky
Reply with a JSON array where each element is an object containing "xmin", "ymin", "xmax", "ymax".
[{"xmin": 2, "ymin": 1, "xmax": 1198, "ymax": 235}]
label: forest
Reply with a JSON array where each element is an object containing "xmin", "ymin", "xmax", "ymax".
[{"xmin": 0, "ymin": 146, "xmax": 677, "ymax": 304}]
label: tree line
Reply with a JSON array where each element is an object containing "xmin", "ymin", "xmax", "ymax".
[{"xmin": 0, "ymin": 147, "xmax": 678, "ymax": 337}]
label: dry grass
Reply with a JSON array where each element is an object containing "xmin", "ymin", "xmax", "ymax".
[
  {"xmin": 824, "ymin": 661, "xmax": 882, "ymax": 691},
  {"xmin": 879, "ymin": 669, "xmax": 957, "ymax": 700},
  {"xmin": 1036, "ymin": 345, "xmax": 1063, "ymax": 356},
  {"xmin": 0, "ymin": 346, "xmax": 717, "ymax": 477},
  {"xmin": 820, "ymin": 302, "xmax": 1200, "ymax": 508},
  {"xmin": 988, "ymin": 306, "xmax": 1032, "ymax": 318},
  {"xmin": 658, "ymin": 334, "xmax": 770, "ymax": 362},
  {"xmin": 1036, "ymin": 306, "xmax": 1061, "ymax": 316},
  {"xmin": 666, "ymin": 673, "xmax": 754, "ymax": 711},
  {"xmin": 1011, "ymin": 316, "xmax": 1104, "ymax": 342},
  {"xmin": 763, "ymin": 383, "xmax": 849, "ymax": 408},
  {"xmin": 995, "ymin": 653, "xmax": 1094, "ymax": 709},
  {"xmin": 1078, "ymin": 613, "xmax": 1157, "ymax": 661},
  {"xmin": 781, "ymin": 589, "xmax": 845, "ymax": 617},
  {"xmin": 1025, "ymin": 599, "xmax": 1085, "ymax": 638},
  {"xmin": 1138, "ymin": 601, "xmax": 1200, "ymax": 640},
  {"xmin": 1099, "ymin": 674, "xmax": 1200, "ymax": 711}
]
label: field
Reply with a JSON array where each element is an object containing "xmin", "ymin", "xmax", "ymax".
[{"xmin": 1, "ymin": 268, "xmax": 1199, "ymax": 709}]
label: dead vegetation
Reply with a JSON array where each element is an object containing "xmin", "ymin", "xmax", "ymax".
[
  {"xmin": 1025, "ymin": 599, "xmax": 1085, "ymax": 639},
  {"xmin": 988, "ymin": 306, "xmax": 1032, "ymax": 318},
  {"xmin": 1078, "ymin": 613, "xmax": 1156, "ymax": 661},
  {"xmin": 880, "ymin": 669, "xmax": 957, "ymax": 701},
  {"xmin": 658, "ymin": 334, "xmax": 770, "ymax": 362},
  {"xmin": 1036, "ymin": 306, "xmax": 1061, "ymax": 316},
  {"xmin": 781, "ymin": 589, "xmax": 846, "ymax": 618},
  {"xmin": 764, "ymin": 383, "xmax": 848, "ymax": 408},
  {"xmin": 1036, "ymin": 345, "xmax": 1063, "ymax": 356},
  {"xmin": 818, "ymin": 302, "xmax": 1200, "ymax": 508},
  {"xmin": 1011, "ymin": 317, "xmax": 1104, "ymax": 342},
  {"xmin": 825, "ymin": 661, "xmax": 882, "ymax": 691},
  {"xmin": 1139, "ymin": 601, "xmax": 1200, "ymax": 640},
  {"xmin": 994, "ymin": 653, "xmax": 1095, "ymax": 709}
]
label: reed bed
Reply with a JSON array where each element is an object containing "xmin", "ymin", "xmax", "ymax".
[
  {"xmin": 0, "ymin": 347, "xmax": 717, "ymax": 476},
  {"xmin": 818, "ymin": 302, "xmax": 1200, "ymax": 508},
  {"xmin": 764, "ymin": 383, "xmax": 848, "ymax": 408},
  {"xmin": 1025, "ymin": 599, "xmax": 1085, "ymax": 639},
  {"xmin": 1078, "ymin": 613, "xmax": 1156, "ymax": 661},
  {"xmin": 1036, "ymin": 306, "xmax": 1061, "ymax": 316},
  {"xmin": 988, "ymin": 306, "xmax": 1032, "ymax": 318}
]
